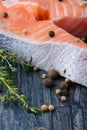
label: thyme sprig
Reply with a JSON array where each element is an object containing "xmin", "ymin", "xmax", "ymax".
[{"xmin": 0, "ymin": 49, "xmax": 40, "ymax": 114}]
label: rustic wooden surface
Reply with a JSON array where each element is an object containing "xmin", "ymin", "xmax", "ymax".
[{"xmin": 0, "ymin": 63, "xmax": 87, "ymax": 130}]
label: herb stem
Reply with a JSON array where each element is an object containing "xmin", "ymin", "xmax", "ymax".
[
  {"xmin": 0, "ymin": 49, "xmax": 40, "ymax": 114},
  {"xmin": 0, "ymin": 54, "xmax": 12, "ymax": 69},
  {"xmin": 0, "ymin": 77, "xmax": 29, "ymax": 109}
]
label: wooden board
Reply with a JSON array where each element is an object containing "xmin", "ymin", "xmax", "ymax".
[{"xmin": 0, "ymin": 63, "xmax": 87, "ymax": 130}]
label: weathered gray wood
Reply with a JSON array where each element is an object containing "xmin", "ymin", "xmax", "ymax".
[
  {"xmin": 0, "ymin": 65, "xmax": 87, "ymax": 130},
  {"xmin": 0, "ymin": 39, "xmax": 87, "ymax": 130},
  {"xmin": 72, "ymin": 107, "xmax": 84, "ymax": 130},
  {"xmin": 83, "ymin": 109, "xmax": 87, "ymax": 130}
]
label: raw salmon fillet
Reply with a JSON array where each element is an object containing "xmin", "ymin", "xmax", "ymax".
[
  {"xmin": 0, "ymin": 0, "xmax": 87, "ymax": 86},
  {"xmin": 8, "ymin": 0, "xmax": 87, "ymax": 38}
]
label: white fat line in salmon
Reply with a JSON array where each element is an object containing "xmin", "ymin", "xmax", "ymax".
[
  {"xmin": 29, "ymin": 25, "xmax": 54, "ymax": 38},
  {"xmin": 28, "ymin": 21, "xmax": 51, "ymax": 33},
  {"xmin": 37, "ymin": 28, "xmax": 64, "ymax": 42},
  {"xmin": 67, "ymin": 0, "xmax": 76, "ymax": 16}
]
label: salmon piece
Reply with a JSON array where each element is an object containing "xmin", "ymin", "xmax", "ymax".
[
  {"xmin": 11, "ymin": 0, "xmax": 87, "ymax": 38},
  {"xmin": 2, "ymin": 1, "xmax": 50, "ymax": 20},
  {"xmin": 0, "ymin": 1, "xmax": 87, "ymax": 87},
  {"xmin": 53, "ymin": 0, "xmax": 87, "ymax": 38}
]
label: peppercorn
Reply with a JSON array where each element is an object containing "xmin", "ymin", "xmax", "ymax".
[
  {"xmin": 61, "ymin": 96, "xmax": 67, "ymax": 102},
  {"xmin": 58, "ymin": 0, "xmax": 63, "ymax": 1},
  {"xmin": 41, "ymin": 105, "xmax": 48, "ymax": 112},
  {"xmin": 48, "ymin": 105, "xmax": 55, "ymax": 111},
  {"xmin": 42, "ymin": 74, "xmax": 47, "ymax": 79},
  {"xmin": 76, "ymin": 38, "xmax": 80, "ymax": 42},
  {"xmin": 61, "ymin": 89, "xmax": 69, "ymax": 96},
  {"xmin": 49, "ymin": 31, "xmax": 55, "ymax": 37},
  {"xmin": 60, "ymin": 81, "xmax": 69, "ymax": 89},
  {"xmin": 38, "ymin": 127, "xmax": 46, "ymax": 130},
  {"xmin": 48, "ymin": 69, "xmax": 59, "ymax": 79},
  {"xmin": 43, "ymin": 78, "xmax": 53, "ymax": 87},
  {"xmin": 2, "ymin": 12, "xmax": 8, "ymax": 18},
  {"xmin": 81, "ymin": 37, "xmax": 85, "ymax": 42},
  {"xmin": 23, "ymin": 29, "xmax": 28, "ymax": 34},
  {"xmin": 55, "ymin": 89, "xmax": 61, "ymax": 95},
  {"xmin": 65, "ymin": 78, "xmax": 71, "ymax": 83},
  {"xmin": 33, "ymin": 66, "xmax": 39, "ymax": 71}
]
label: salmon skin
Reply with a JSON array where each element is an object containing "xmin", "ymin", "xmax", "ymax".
[
  {"xmin": 1, "ymin": 32, "xmax": 87, "ymax": 87},
  {"xmin": 6, "ymin": 0, "xmax": 87, "ymax": 38},
  {"xmin": 0, "ymin": 0, "xmax": 87, "ymax": 87}
]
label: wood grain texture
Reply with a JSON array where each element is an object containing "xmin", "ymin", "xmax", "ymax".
[{"xmin": 0, "ymin": 63, "xmax": 87, "ymax": 130}]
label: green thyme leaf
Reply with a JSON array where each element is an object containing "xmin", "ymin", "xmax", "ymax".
[{"xmin": 0, "ymin": 49, "xmax": 40, "ymax": 114}]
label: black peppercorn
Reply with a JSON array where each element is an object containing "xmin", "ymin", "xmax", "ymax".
[
  {"xmin": 49, "ymin": 31, "xmax": 55, "ymax": 37},
  {"xmin": 2, "ymin": 12, "xmax": 8, "ymax": 18},
  {"xmin": 58, "ymin": 0, "xmax": 63, "ymax": 1}
]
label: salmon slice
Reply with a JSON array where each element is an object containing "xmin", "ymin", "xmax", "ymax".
[
  {"xmin": 53, "ymin": 0, "xmax": 87, "ymax": 38},
  {"xmin": 11, "ymin": 0, "xmax": 87, "ymax": 38},
  {"xmin": 0, "ymin": 1, "xmax": 87, "ymax": 87}
]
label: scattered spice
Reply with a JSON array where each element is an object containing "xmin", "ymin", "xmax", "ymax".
[
  {"xmin": 81, "ymin": 37, "xmax": 85, "ymax": 42},
  {"xmin": 42, "ymin": 74, "xmax": 47, "ymax": 79},
  {"xmin": 60, "ymin": 81, "xmax": 69, "ymax": 89},
  {"xmin": 64, "ymin": 69, "xmax": 66, "ymax": 74},
  {"xmin": 55, "ymin": 89, "xmax": 61, "ymax": 95},
  {"xmin": 61, "ymin": 96, "xmax": 67, "ymax": 102},
  {"xmin": 61, "ymin": 89, "xmax": 69, "ymax": 96},
  {"xmin": 2, "ymin": 12, "xmax": 8, "ymax": 18},
  {"xmin": 65, "ymin": 78, "xmax": 71, "ymax": 83},
  {"xmin": 43, "ymin": 78, "xmax": 53, "ymax": 87},
  {"xmin": 48, "ymin": 69, "xmax": 59, "ymax": 79},
  {"xmin": 49, "ymin": 31, "xmax": 55, "ymax": 37},
  {"xmin": 38, "ymin": 127, "xmax": 46, "ymax": 130},
  {"xmin": 41, "ymin": 105, "xmax": 48, "ymax": 112},
  {"xmin": 23, "ymin": 29, "xmax": 28, "ymax": 34},
  {"xmin": 33, "ymin": 66, "xmax": 39, "ymax": 71},
  {"xmin": 48, "ymin": 105, "xmax": 55, "ymax": 111},
  {"xmin": 58, "ymin": 0, "xmax": 63, "ymax": 1},
  {"xmin": 76, "ymin": 37, "xmax": 80, "ymax": 42}
]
